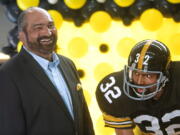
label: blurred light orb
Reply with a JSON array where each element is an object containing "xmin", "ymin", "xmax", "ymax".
[
  {"xmin": 114, "ymin": 0, "xmax": 135, "ymax": 7},
  {"xmin": 140, "ymin": 8, "xmax": 163, "ymax": 31},
  {"xmin": 64, "ymin": 0, "xmax": 87, "ymax": 9},
  {"xmin": 167, "ymin": 0, "xmax": 180, "ymax": 4},
  {"xmin": 90, "ymin": 11, "xmax": 112, "ymax": 33},
  {"xmin": 156, "ymin": 18, "xmax": 178, "ymax": 45},
  {"xmin": 96, "ymin": 0, "xmax": 106, "ymax": 3},
  {"xmin": 68, "ymin": 37, "xmax": 88, "ymax": 58},
  {"xmin": 117, "ymin": 37, "xmax": 136, "ymax": 58},
  {"xmin": 94, "ymin": 63, "xmax": 114, "ymax": 81},
  {"xmin": 48, "ymin": 10, "xmax": 63, "ymax": 29},
  {"xmin": 47, "ymin": 0, "xmax": 58, "ymax": 5},
  {"xmin": 17, "ymin": 0, "xmax": 39, "ymax": 10}
]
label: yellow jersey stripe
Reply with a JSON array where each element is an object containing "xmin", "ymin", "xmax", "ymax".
[
  {"xmin": 103, "ymin": 113, "xmax": 131, "ymax": 122},
  {"xmin": 105, "ymin": 122, "xmax": 133, "ymax": 128}
]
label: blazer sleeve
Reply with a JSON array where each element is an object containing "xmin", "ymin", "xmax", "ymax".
[
  {"xmin": 81, "ymin": 92, "xmax": 95, "ymax": 135},
  {"xmin": 0, "ymin": 70, "xmax": 25, "ymax": 135},
  {"xmin": 65, "ymin": 57, "xmax": 95, "ymax": 135}
]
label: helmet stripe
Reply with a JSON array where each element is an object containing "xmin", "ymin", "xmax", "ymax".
[{"xmin": 137, "ymin": 40, "xmax": 153, "ymax": 69}]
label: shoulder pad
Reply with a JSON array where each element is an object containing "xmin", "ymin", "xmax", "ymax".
[{"xmin": 96, "ymin": 71, "xmax": 137, "ymax": 117}]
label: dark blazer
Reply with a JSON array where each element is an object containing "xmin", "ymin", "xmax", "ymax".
[{"xmin": 0, "ymin": 48, "xmax": 95, "ymax": 135}]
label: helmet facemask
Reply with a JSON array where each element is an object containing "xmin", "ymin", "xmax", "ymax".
[{"xmin": 123, "ymin": 65, "xmax": 168, "ymax": 101}]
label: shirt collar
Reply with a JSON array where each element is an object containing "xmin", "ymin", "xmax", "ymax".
[{"xmin": 23, "ymin": 46, "xmax": 60, "ymax": 70}]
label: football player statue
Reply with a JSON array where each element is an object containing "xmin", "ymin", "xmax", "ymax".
[{"xmin": 96, "ymin": 39, "xmax": 180, "ymax": 135}]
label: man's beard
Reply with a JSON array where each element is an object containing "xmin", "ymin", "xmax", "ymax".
[{"xmin": 26, "ymin": 33, "xmax": 57, "ymax": 55}]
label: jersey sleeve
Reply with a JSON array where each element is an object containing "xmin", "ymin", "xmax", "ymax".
[
  {"xmin": 102, "ymin": 112, "xmax": 134, "ymax": 129},
  {"xmin": 96, "ymin": 71, "xmax": 136, "ymax": 129}
]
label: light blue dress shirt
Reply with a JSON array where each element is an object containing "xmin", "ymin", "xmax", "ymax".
[{"xmin": 24, "ymin": 47, "xmax": 74, "ymax": 118}]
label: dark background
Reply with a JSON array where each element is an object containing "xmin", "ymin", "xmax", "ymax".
[{"xmin": 0, "ymin": 4, "xmax": 14, "ymax": 51}]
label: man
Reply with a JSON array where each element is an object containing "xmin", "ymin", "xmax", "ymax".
[
  {"xmin": 0, "ymin": 7, "xmax": 94, "ymax": 135},
  {"xmin": 96, "ymin": 39, "xmax": 180, "ymax": 135}
]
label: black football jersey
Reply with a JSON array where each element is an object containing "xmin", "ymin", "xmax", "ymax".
[{"xmin": 96, "ymin": 61, "xmax": 180, "ymax": 135}]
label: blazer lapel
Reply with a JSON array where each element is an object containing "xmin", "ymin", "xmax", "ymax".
[
  {"xmin": 58, "ymin": 58, "xmax": 79, "ymax": 122},
  {"xmin": 19, "ymin": 48, "xmax": 73, "ymax": 122}
]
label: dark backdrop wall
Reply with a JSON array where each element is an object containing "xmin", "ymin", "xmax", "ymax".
[{"xmin": 0, "ymin": 4, "xmax": 14, "ymax": 51}]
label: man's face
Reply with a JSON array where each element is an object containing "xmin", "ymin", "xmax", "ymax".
[
  {"xmin": 132, "ymin": 70, "xmax": 159, "ymax": 94},
  {"xmin": 20, "ymin": 9, "xmax": 57, "ymax": 57}
]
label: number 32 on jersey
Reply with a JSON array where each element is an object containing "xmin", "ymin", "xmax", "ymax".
[
  {"xmin": 100, "ymin": 76, "xmax": 121, "ymax": 104},
  {"xmin": 134, "ymin": 110, "xmax": 180, "ymax": 135}
]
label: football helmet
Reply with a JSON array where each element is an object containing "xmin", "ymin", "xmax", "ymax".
[{"xmin": 123, "ymin": 39, "xmax": 171, "ymax": 101}]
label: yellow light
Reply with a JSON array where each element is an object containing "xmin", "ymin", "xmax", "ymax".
[
  {"xmin": 117, "ymin": 37, "xmax": 136, "ymax": 58},
  {"xmin": 90, "ymin": 11, "xmax": 112, "ymax": 33},
  {"xmin": 114, "ymin": 0, "xmax": 135, "ymax": 7},
  {"xmin": 94, "ymin": 63, "xmax": 114, "ymax": 81},
  {"xmin": 167, "ymin": 0, "xmax": 180, "ymax": 4},
  {"xmin": 64, "ymin": 0, "xmax": 87, "ymax": 9},
  {"xmin": 68, "ymin": 37, "xmax": 88, "ymax": 58},
  {"xmin": 17, "ymin": 0, "xmax": 39, "ymax": 10},
  {"xmin": 140, "ymin": 8, "xmax": 163, "ymax": 31},
  {"xmin": 48, "ymin": 10, "xmax": 63, "ymax": 29},
  {"xmin": 156, "ymin": 18, "xmax": 178, "ymax": 45}
]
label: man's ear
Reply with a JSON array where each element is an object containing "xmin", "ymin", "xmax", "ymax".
[{"xmin": 18, "ymin": 31, "xmax": 26, "ymax": 45}]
